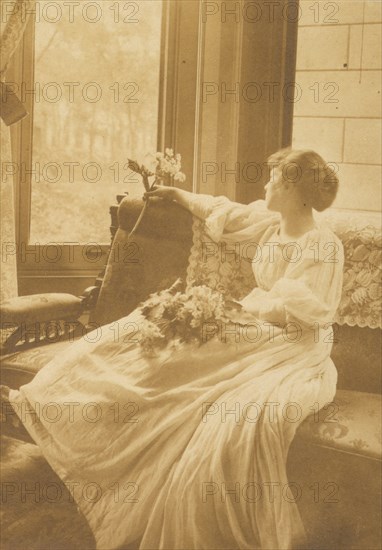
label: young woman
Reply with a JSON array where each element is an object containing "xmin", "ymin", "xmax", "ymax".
[{"xmin": 9, "ymin": 148, "xmax": 344, "ymax": 549}]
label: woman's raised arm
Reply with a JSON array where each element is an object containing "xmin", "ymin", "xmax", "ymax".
[
  {"xmin": 144, "ymin": 185, "xmax": 279, "ymax": 243},
  {"xmin": 144, "ymin": 185, "xmax": 231, "ymax": 221}
]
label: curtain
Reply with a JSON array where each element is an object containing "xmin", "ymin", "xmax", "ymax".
[{"xmin": 0, "ymin": 0, "xmax": 35, "ymax": 301}]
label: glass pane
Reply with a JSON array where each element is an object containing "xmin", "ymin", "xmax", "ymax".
[{"xmin": 30, "ymin": 0, "xmax": 162, "ymax": 243}]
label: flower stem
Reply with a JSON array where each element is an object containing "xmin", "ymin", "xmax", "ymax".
[{"xmin": 128, "ymin": 178, "xmax": 158, "ymax": 237}]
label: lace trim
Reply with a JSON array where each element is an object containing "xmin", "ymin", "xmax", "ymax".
[{"xmin": 186, "ymin": 217, "xmax": 255, "ymax": 299}]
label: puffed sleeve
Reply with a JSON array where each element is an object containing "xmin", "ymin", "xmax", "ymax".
[
  {"xmin": 186, "ymin": 193, "xmax": 279, "ymax": 243},
  {"xmin": 240, "ymin": 229, "xmax": 344, "ymax": 327}
]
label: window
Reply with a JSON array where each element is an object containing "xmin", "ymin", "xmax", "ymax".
[
  {"xmin": 30, "ymin": 0, "xmax": 163, "ymax": 244},
  {"xmin": 11, "ymin": 0, "xmax": 201, "ymax": 294}
]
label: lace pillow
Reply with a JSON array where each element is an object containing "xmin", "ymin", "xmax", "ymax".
[{"xmin": 321, "ymin": 210, "xmax": 381, "ymax": 329}]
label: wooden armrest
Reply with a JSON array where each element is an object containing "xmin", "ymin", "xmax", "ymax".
[{"xmin": 79, "ymin": 286, "xmax": 100, "ymax": 311}]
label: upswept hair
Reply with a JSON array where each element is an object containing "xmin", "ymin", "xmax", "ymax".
[{"xmin": 267, "ymin": 148, "xmax": 339, "ymax": 212}]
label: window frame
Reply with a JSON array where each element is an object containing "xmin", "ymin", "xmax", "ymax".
[{"xmin": 12, "ymin": 0, "xmax": 196, "ymax": 292}]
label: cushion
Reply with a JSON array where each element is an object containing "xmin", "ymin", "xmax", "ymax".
[
  {"xmin": 295, "ymin": 389, "xmax": 381, "ymax": 460},
  {"xmin": 0, "ymin": 293, "xmax": 83, "ymax": 325}
]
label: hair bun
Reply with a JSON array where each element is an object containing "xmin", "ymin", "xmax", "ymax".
[{"xmin": 311, "ymin": 163, "xmax": 339, "ymax": 211}]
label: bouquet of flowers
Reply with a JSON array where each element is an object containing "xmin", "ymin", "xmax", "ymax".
[
  {"xmin": 128, "ymin": 148, "xmax": 186, "ymax": 192},
  {"xmin": 139, "ymin": 279, "xmax": 236, "ymax": 353}
]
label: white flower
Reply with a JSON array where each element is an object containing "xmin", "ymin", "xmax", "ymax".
[
  {"xmin": 141, "ymin": 152, "xmax": 158, "ymax": 175},
  {"xmin": 150, "ymin": 149, "xmax": 185, "ymax": 183},
  {"xmin": 174, "ymin": 172, "xmax": 186, "ymax": 183}
]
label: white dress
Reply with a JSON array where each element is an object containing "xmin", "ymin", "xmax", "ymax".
[{"xmin": 10, "ymin": 195, "xmax": 344, "ymax": 550}]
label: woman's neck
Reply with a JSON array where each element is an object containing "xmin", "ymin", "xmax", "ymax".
[{"xmin": 279, "ymin": 207, "xmax": 316, "ymax": 240}]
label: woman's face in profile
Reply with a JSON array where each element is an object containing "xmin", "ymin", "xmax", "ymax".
[{"xmin": 264, "ymin": 168, "xmax": 284, "ymax": 211}]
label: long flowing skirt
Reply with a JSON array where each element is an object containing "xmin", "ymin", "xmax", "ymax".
[{"xmin": 10, "ymin": 308, "xmax": 337, "ymax": 549}]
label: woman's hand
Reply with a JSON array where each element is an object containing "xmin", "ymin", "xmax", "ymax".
[
  {"xmin": 224, "ymin": 300, "xmax": 256, "ymax": 324},
  {"xmin": 143, "ymin": 186, "xmax": 200, "ymax": 215},
  {"xmin": 225, "ymin": 299, "xmax": 243, "ymax": 311},
  {"xmin": 143, "ymin": 185, "xmax": 178, "ymax": 202},
  {"xmin": 225, "ymin": 308, "xmax": 256, "ymax": 324}
]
